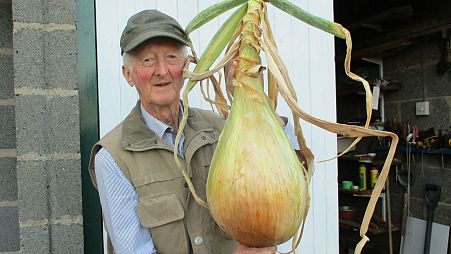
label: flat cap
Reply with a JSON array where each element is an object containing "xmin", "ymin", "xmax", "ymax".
[{"xmin": 120, "ymin": 9, "xmax": 189, "ymax": 54}]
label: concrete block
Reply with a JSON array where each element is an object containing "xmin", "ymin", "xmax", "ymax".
[
  {"xmin": 13, "ymin": 29, "xmax": 78, "ymax": 90},
  {"xmin": 17, "ymin": 160, "xmax": 49, "ymax": 221},
  {"xmin": 45, "ymin": 96, "xmax": 80, "ymax": 154},
  {"xmin": 0, "ymin": 157, "xmax": 17, "ymax": 201},
  {"xmin": 434, "ymin": 203, "xmax": 451, "ymax": 226},
  {"xmin": 15, "ymin": 95, "xmax": 80, "ymax": 155},
  {"xmin": 0, "ymin": 3, "xmax": 12, "ymax": 48},
  {"xmin": 396, "ymin": 98, "xmax": 449, "ymax": 131},
  {"xmin": 0, "ymin": 54, "xmax": 14, "ymax": 99},
  {"xmin": 47, "ymin": 160, "xmax": 82, "ymax": 217},
  {"xmin": 15, "ymin": 95, "xmax": 48, "ymax": 155},
  {"xmin": 44, "ymin": 29, "xmax": 78, "ymax": 90},
  {"xmin": 410, "ymin": 166, "xmax": 451, "ymax": 204},
  {"xmin": 422, "ymin": 62, "xmax": 451, "ymax": 98},
  {"xmin": 421, "ymin": 34, "xmax": 442, "ymax": 66},
  {"xmin": 399, "ymin": 100, "xmax": 431, "ymax": 130},
  {"xmin": 12, "ymin": 0, "xmax": 75, "ymax": 24},
  {"xmin": 0, "ymin": 206, "xmax": 20, "ymax": 251},
  {"xmin": 383, "ymin": 101, "xmax": 400, "ymax": 122},
  {"xmin": 394, "ymin": 42, "xmax": 423, "ymax": 71},
  {"xmin": 384, "ymin": 67, "xmax": 424, "ymax": 102},
  {"xmin": 51, "ymin": 224, "xmax": 84, "ymax": 253},
  {"xmin": 409, "ymin": 197, "xmax": 427, "ymax": 221},
  {"xmin": 383, "ymin": 55, "xmax": 397, "ymax": 77},
  {"xmin": 17, "ymin": 160, "xmax": 82, "ymax": 221},
  {"xmin": 426, "ymin": 98, "xmax": 450, "ymax": 128},
  {"xmin": 20, "ymin": 225, "xmax": 50, "ymax": 254},
  {"xmin": 0, "ymin": 105, "xmax": 16, "ymax": 149},
  {"xmin": 409, "ymin": 198, "xmax": 451, "ymax": 226},
  {"xmin": 13, "ymin": 29, "xmax": 45, "ymax": 88}
]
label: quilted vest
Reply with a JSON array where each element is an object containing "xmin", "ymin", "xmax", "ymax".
[{"xmin": 89, "ymin": 103, "xmax": 236, "ymax": 254}]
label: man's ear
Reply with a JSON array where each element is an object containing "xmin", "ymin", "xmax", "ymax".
[{"xmin": 122, "ymin": 65, "xmax": 134, "ymax": 87}]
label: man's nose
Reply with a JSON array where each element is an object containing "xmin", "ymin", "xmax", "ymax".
[{"xmin": 154, "ymin": 59, "xmax": 169, "ymax": 76}]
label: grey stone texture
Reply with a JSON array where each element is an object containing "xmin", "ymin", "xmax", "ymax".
[
  {"xmin": 383, "ymin": 33, "xmax": 451, "ymax": 228},
  {"xmin": 51, "ymin": 224, "xmax": 84, "ymax": 253},
  {"xmin": 384, "ymin": 34, "xmax": 451, "ymax": 102},
  {"xmin": 17, "ymin": 159, "xmax": 82, "ymax": 221},
  {"xmin": 0, "ymin": 54, "xmax": 14, "ymax": 99},
  {"xmin": 20, "ymin": 224, "xmax": 83, "ymax": 254},
  {"xmin": 12, "ymin": 0, "xmax": 76, "ymax": 24},
  {"xmin": 13, "ymin": 29, "xmax": 78, "ymax": 90},
  {"xmin": 15, "ymin": 95, "xmax": 80, "ymax": 155},
  {"xmin": 0, "ymin": 157, "xmax": 17, "ymax": 201},
  {"xmin": 0, "ymin": 206, "xmax": 20, "ymax": 251},
  {"xmin": 395, "ymin": 97, "xmax": 451, "ymax": 131},
  {"xmin": 383, "ymin": 35, "xmax": 451, "ymax": 129},
  {"xmin": 0, "ymin": 105, "xmax": 16, "ymax": 149},
  {"xmin": 384, "ymin": 43, "xmax": 424, "ymax": 102},
  {"xmin": 407, "ymin": 197, "xmax": 451, "ymax": 226},
  {"xmin": 383, "ymin": 101, "xmax": 400, "ymax": 121},
  {"xmin": 0, "ymin": 206, "xmax": 20, "ymax": 253},
  {"xmin": 0, "ymin": 0, "xmax": 14, "ymax": 100},
  {"xmin": 17, "ymin": 160, "xmax": 49, "ymax": 221},
  {"xmin": 20, "ymin": 225, "xmax": 50, "ymax": 254},
  {"xmin": 389, "ymin": 153, "xmax": 451, "ymax": 226},
  {"xmin": 409, "ymin": 161, "xmax": 451, "ymax": 204},
  {"xmin": 0, "ymin": 1, "xmax": 12, "ymax": 48},
  {"xmin": 11, "ymin": 0, "xmax": 83, "ymax": 252}
]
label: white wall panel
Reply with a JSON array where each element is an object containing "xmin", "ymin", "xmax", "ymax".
[{"xmin": 95, "ymin": 0, "xmax": 338, "ymax": 252}]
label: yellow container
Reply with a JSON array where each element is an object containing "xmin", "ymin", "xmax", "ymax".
[
  {"xmin": 359, "ymin": 165, "xmax": 367, "ymax": 190},
  {"xmin": 370, "ymin": 167, "xmax": 379, "ymax": 189}
]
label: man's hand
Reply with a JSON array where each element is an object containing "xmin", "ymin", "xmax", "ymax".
[{"xmin": 235, "ymin": 243, "xmax": 276, "ymax": 254}]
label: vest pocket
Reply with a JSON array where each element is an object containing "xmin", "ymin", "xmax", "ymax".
[{"xmin": 137, "ymin": 193, "xmax": 189, "ymax": 254}]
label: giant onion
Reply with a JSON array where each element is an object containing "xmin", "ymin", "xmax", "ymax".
[{"xmin": 174, "ymin": 0, "xmax": 399, "ymax": 253}]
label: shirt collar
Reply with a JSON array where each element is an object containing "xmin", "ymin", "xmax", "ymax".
[{"xmin": 140, "ymin": 103, "xmax": 183, "ymax": 138}]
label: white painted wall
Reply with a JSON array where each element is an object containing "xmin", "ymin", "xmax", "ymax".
[{"xmin": 95, "ymin": 0, "xmax": 338, "ymax": 253}]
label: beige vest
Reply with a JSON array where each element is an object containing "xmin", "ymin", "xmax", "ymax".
[{"xmin": 89, "ymin": 104, "xmax": 236, "ymax": 254}]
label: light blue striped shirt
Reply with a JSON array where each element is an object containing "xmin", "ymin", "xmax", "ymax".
[
  {"xmin": 95, "ymin": 106, "xmax": 297, "ymax": 253},
  {"xmin": 95, "ymin": 104, "xmax": 184, "ymax": 254}
]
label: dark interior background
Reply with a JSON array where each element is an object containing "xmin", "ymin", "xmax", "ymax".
[{"xmin": 334, "ymin": 1, "xmax": 451, "ymax": 253}]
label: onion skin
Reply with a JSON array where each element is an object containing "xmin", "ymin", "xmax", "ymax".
[
  {"xmin": 206, "ymin": 0, "xmax": 308, "ymax": 247},
  {"xmin": 206, "ymin": 84, "xmax": 308, "ymax": 247}
]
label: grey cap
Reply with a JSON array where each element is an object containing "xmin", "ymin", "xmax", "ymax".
[{"xmin": 120, "ymin": 9, "xmax": 189, "ymax": 54}]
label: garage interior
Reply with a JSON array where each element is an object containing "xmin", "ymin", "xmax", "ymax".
[{"xmin": 333, "ymin": 0, "xmax": 451, "ymax": 253}]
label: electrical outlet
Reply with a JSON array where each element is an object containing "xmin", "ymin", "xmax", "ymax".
[{"xmin": 416, "ymin": 101, "xmax": 430, "ymax": 116}]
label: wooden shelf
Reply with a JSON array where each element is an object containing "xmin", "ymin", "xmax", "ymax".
[
  {"xmin": 339, "ymin": 188, "xmax": 385, "ymax": 197},
  {"xmin": 338, "ymin": 153, "xmax": 402, "ymax": 166},
  {"xmin": 340, "ymin": 219, "xmax": 399, "ymax": 235}
]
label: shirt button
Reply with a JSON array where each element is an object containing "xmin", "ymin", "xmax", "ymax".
[
  {"xmin": 194, "ymin": 236, "xmax": 203, "ymax": 246},
  {"xmin": 184, "ymin": 182, "xmax": 188, "ymax": 188}
]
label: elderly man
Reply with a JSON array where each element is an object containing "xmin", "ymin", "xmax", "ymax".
[{"xmin": 89, "ymin": 9, "xmax": 298, "ymax": 254}]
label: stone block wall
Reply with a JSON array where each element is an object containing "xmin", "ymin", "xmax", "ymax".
[
  {"xmin": 0, "ymin": 0, "xmax": 84, "ymax": 253},
  {"xmin": 383, "ymin": 33, "xmax": 451, "ymax": 227},
  {"xmin": 0, "ymin": 0, "xmax": 20, "ymax": 252}
]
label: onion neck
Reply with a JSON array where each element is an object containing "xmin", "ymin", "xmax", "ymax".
[{"xmin": 235, "ymin": 0, "xmax": 264, "ymax": 94}]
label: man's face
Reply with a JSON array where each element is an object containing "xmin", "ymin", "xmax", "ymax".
[{"xmin": 122, "ymin": 37, "xmax": 186, "ymax": 110}]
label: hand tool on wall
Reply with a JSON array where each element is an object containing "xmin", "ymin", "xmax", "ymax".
[{"xmin": 423, "ymin": 184, "xmax": 441, "ymax": 254}]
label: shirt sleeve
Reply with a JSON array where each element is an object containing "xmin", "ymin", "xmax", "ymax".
[
  {"xmin": 283, "ymin": 118, "xmax": 300, "ymax": 150},
  {"xmin": 95, "ymin": 148, "xmax": 157, "ymax": 254}
]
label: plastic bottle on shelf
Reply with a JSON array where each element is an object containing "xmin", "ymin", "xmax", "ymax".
[
  {"xmin": 359, "ymin": 164, "xmax": 367, "ymax": 191},
  {"xmin": 370, "ymin": 166, "xmax": 379, "ymax": 189}
]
